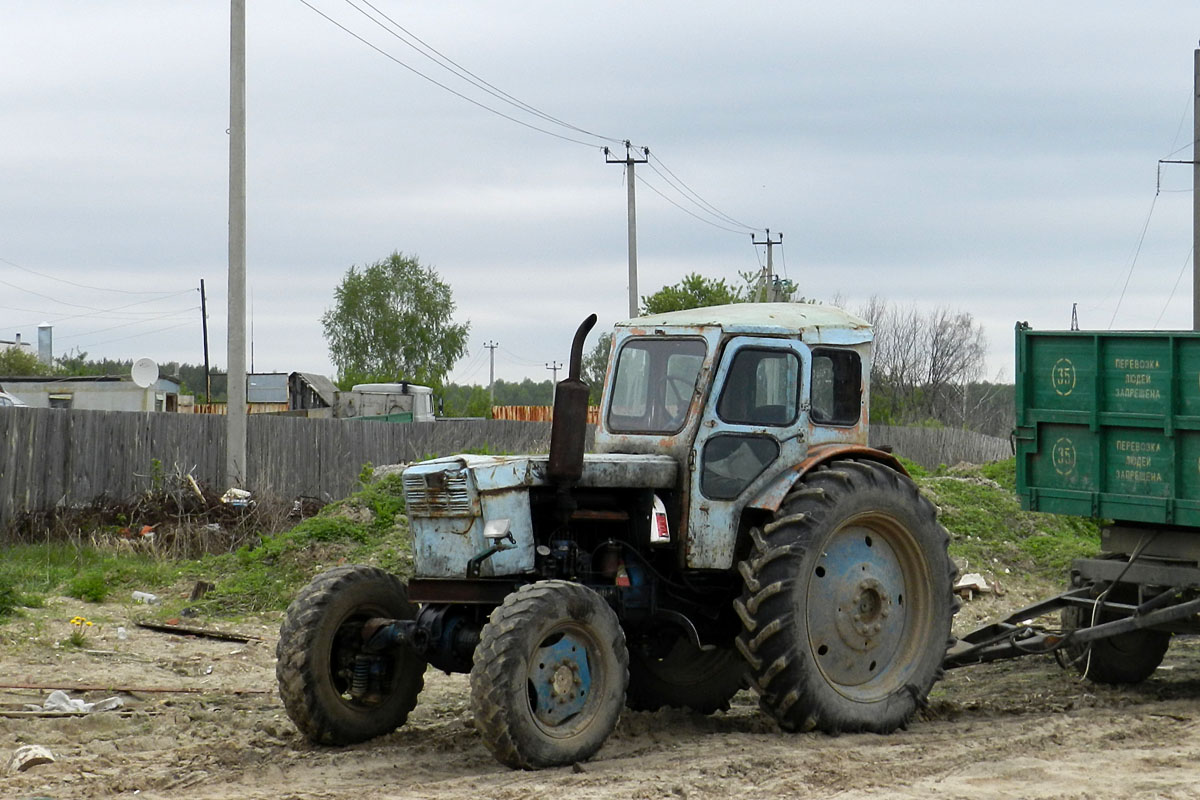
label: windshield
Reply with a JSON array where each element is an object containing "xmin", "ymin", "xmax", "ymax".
[{"xmin": 607, "ymin": 338, "xmax": 706, "ymax": 434}]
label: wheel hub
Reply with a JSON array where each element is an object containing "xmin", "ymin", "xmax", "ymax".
[
  {"xmin": 530, "ymin": 633, "xmax": 592, "ymax": 726},
  {"xmin": 837, "ymin": 577, "xmax": 893, "ymax": 646},
  {"xmin": 807, "ymin": 521, "xmax": 911, "ymax": 690}
]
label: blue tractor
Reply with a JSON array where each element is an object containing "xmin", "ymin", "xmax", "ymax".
[{"xmin": 276, "ymin": 305, "xmax": 957, "ymax": 768}]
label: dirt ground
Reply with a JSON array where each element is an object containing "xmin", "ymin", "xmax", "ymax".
[{"xmin": 4, "ymin": 590, "xmax": 1200, "ymax": 800}]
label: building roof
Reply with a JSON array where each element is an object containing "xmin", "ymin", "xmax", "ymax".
[
  {"xmin": 291, "ymin": 372, "xmax": 338, "ymax": 407},
  {"xmin": 616, "ymin": 302, "xmax": 872, "ymax": 345}
]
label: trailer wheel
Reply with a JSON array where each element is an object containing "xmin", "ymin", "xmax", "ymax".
[
  {"xmin": 470, "ymin": 581, "xmax": 628, "ymax": 769},
  {"xmin": 276, "ymin": 565, "xmax": 425, "ymax": 745},
  {"xmin": 734, "ymin": 459, "xmax": 956, "ymax": 733},
  {"xmin": 626, "ymin": 632, "xmax": 746, "ymax": 714},
  {"xmin": 1061, "ymin": 590, "xmax": 1171, "ymax": 684}
]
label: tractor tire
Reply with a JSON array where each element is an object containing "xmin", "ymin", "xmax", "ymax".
[
  {"xmin": 470, "ymin": 581, "xmax": 629, "ymax": 769},
  {"xmin": 1061, "ymin": 590, "xmax": 1171, "ymax": 684},
  {"xmin": 276, "ymin": 565, "xmax": 425, "ymax": 745},
  {"xmin": 626, "ymin": 633, "xmax": 746, "ymax": 714},
  {"xmin": 734, "ymin": 459, "xmax": 956, "ymax": 733}
]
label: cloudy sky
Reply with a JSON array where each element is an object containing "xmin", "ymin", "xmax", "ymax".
[{"xmin": 3, "ymin": 2, "xmax": 1199, "ymax": 388}]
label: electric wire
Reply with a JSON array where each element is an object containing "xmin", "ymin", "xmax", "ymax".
[
  {"xmin": 299, "ymin": 1, "xmax": 766, "ymax": 251},
  {"xmin": 1107, "ymin": 190, "xmax": 1158, "ymax": 329},
  {"xmin": 497, "ymin": 345, "xmax": 545, "ymax": 367},
  {"xmin": 646, "ymin": 153, "xmax": 760, "ymax": 233},
  {"xmin": 296, "ymin": 0, "xmax": 607, "ymax": 149},
  {"xmin": 342, "ymin": 0, "xmax": 623, "ymax": 146},
  {"xmin": 0, "ymin": 257, "xmax": 187, "ymax": 296},
  {"xmin": 1154, "ymin": 246, "xmax": 1193, "ymax": 327},
  {"xmin": 634, "ymin": 173, "xmax": 751, "ymax": 235},
  {"xmin": 1, "ymin": 280, "xmax": 197, "ymax": 325},
  {"xmin": 78, "ymin": 320, "xmax": 196, "ymax": 349},
  {"xmin": 54, "ymin": 309, "xmax": 202, "ymax": 342}
]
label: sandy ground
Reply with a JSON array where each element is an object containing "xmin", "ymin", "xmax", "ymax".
[{"xmin": 4, "ymin": 591, "xmax": 1200, "ymax": 800}]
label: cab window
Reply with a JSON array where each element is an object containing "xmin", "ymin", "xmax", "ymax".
[
  {"xmin": 608, "ymin": 338, "xmax": 706, "ymax": 434},
  {"xmin": 810, "ymin": 348, "xmax": 862, "ymax": 426},
  {"xmin": 716, "ymin": 348, "xmax": 799, "ymax": 426}
]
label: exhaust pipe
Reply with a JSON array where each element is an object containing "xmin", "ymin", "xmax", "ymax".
[{"xmin": 548, "ymin": 314, "xmax": 597, "ymax": 484}]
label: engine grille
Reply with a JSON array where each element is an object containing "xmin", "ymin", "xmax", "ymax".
[{"xmin": 403, "ymin": 470, "xmax": 474, "ymax": 517}]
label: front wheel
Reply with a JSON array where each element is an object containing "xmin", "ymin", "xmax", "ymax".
[
  {"xmin": 276, "ymin": 565, "xmax": 426, "ymax": 745},
  {"xmin": 734, "ymin": 459, "xmax": 956, "ymax": 733},
  {"xmin": 470, "ymin": 581, "xmax": 629, "ymax": 769}
]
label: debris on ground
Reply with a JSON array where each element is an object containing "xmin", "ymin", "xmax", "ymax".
[
  {"xmin": 954, "ymin": 572, "xmax": 1006, "ymax": 600},
  {"xmin": 7, "ymin": 744, "xmax": 55, "ymax": 774},
  {"xmin": 38, "ymin": 689, "xmax": 124, "ymax": 714}
]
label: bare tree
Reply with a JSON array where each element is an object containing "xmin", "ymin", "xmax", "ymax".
[{"xmin": 855, "ymin": 298, "xmax": 987, "ymax": 427}]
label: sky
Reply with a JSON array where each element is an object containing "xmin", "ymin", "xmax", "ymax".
[{"xmin": 3, "ymin": 1, "xmax": 1200, "ymax": 389}]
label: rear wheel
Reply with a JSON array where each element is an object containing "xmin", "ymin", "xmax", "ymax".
[
  {"xmin": 734, "ymin": 459, "xmax": 956, "ymax": 733},
  {"xmin": 626, "ymin": 631, "xmax": 746, "ymax": 714},
  {"xmin": 470, "ymin": 581, "xmax": 629, "ymax": 769},
  {"xmin": 276, "ymin": 565, "xmax": 425, "ymax": 745},
  {"xmin": 1060, "ymin": 588, "xmax": 1171, "ymax": 684}
]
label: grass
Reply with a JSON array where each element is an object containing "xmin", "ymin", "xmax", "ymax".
[
  {"xmin": 0, "ymin": 469, "xmax": 415, "ymax": 620},
  {"xmin": 0, "ymin": 455, "xmax": 1100, "ymax": 622},
  {"xmin": 917, "ymin": 457, "xmax": 1102, "ymax": 580}
]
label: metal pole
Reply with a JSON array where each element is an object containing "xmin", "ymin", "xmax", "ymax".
[
  {"xmin": 200, "ymin": 279, "xmax": 211, "ymax": 401},
  {"xmin": 226, "ymin": 0, "xmax": 247, "ymax": 486},
  {"xmin": 1193, "ymin": 46, "xmax": 1199, "ymax": 330}
]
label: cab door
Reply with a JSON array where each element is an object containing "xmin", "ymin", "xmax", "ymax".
[{"xmin": 685, "ymin": 337, "xmax": 811, "ymax": 569}]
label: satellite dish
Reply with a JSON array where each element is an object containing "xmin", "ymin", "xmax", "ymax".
[{"xmin": 131, "ymin": 358, "xmax": 159, "ymax": 389}]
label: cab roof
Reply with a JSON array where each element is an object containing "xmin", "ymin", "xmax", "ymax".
[{"xmin": 615, "ymin": 302, "xmax": 872, "ymax": 345}]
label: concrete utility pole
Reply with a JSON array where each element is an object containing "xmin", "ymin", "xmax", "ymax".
[
  {"xmin": 606, "ymin": 141, "xmax": 649, "ymax": 318},
  {"xmin": 484, "ymin": 340, "xmax": 498, "ymax": 406},
  {"xmin": 546, "ymin": 361, "xmax": 562, "ymax": 384},
  {"xmin": 751, "ymin": 229, "xmax": 784, "ymax": 301},
  {"xmin": 226, "ymin": 0, "xmax": 247, "ymax": 487}
]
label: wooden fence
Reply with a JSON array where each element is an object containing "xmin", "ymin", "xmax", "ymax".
[
  {"xmin": 0, "ymin": 407, "xmax": 1009, "ymax": 529},
  {"xmin": 492, "ymin": 405, "xmax": 602, "ymax": 424},
  {"xmin": 869, "ymin": 424, "xmax": 1012, "ymax": 470}
]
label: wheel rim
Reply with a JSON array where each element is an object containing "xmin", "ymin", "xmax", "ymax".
[
  {"xmin": 526, "ymin": 625, "xmax": 599, "ymax": 736},
  {"xmin": 806, "ymin": 511, "xmax": 934, "ymax": 701}
]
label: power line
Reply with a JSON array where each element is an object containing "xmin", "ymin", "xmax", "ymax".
[
  {"xmin": 497, "ymin": 345, "xmax": 544, "ymax": 367},
  {"xmin": 298, "ymin": 2, "xmax": 769, "ymax": 247},
  {"xmin": 1154, "ymin": 246, "xmax": 1194, "ymax": 327},
  {"xmin": 74, "ymin": 320, "xmax": 196, "ymax": 349},
  {"xmin": 342, "ymin": 0, "xmax": 623, "ymax": 146},
  {"xmin": 634, "ymin": 173, "xmax": 751, "ymax": 235},
  {"xmin": 0, "ymin": 257, "xmax": 188, "ymax": 296},
  {"xmin": 296, "ymin": 0, "xmax": 610, "ymax": 149},
  {"xmin": 54, "ymin": 309, "xmax": 201, "ymax": 342},
  {"xmin": 646, "ymin": 153, "xmax": 760, "ymax": 233},
  {"xmin": 1108, "ymin": 191, "xmax": 1159, "ymax": 329},
  {"xmin": 0, "ymin": 279, "xmax": 196, "ymax": 324}
]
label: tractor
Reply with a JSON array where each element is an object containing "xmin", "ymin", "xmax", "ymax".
[{"xmin": 276, "ymin": 303, "xmax": 957, "ymax": 769}]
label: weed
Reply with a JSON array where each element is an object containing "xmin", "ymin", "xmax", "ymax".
[
  {"xmin": 67, "ymin": 571, "xmax": 110, "ymax": 603},
  {"xmin": 0, "ymin": 576, "xmax": 18, "ymax": 618},
  {"xmin": 64, "ymin": 615, "xmax": 95, "ymax": 648}
]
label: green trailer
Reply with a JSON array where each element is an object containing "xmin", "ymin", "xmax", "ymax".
[{"xmin": 947, "ymin": 323, "xmax": 1200, "ymax": 680}]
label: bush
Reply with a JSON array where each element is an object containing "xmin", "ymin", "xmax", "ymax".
[
  {"xmin": 0, "ymin": 576, "xmax": 18, "ymax": 617},
  {"xmin": 67, "ymin": 571, "xmax": 110, "ymax": 603}
]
